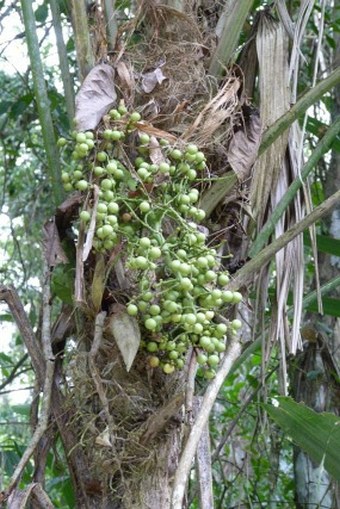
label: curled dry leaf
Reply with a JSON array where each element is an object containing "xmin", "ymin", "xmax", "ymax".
[
  {"xmin": 56, "ymin": 193, "xmax": 83, "ymax": 233},
  {"xmin": 149, "ymin": 136, "xmax": 165, "ymax": 165},
  {"xmin": 108, "ymin": 304, "xmax": 141, "ymax": 372},
  {"xmin": 91, "ymin": 255, "xmax": 106, "ymax": 312},
  {"xmin": 227, "ymin": 110, "xmax": 262, "ymax": 181},
  {"xmin": 43, "ymin": 218, "xmax": 68, "ymax": 267},
  {"xmin": 141, "ymin": 67, "xmax": 167, "ymax": 93},
  {"xmin": 95, "ymin": 429, "xmax": 112, "ymax": 448},
  {"xmin": 75, "ymin": 63, "xmax": 117, "ymax": 132},
  {"xmin": 115, "ymin": 61, "xmax": 135, "ymax": 103}
]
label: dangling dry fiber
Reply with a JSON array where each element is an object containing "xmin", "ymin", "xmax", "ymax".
[
  {"xmin": 250, "ymin": 12, "xmax": 304, "ymax": 390},
  {"xmin": 279, "ymin": 122, "xmax": 305, "ymax": 356}
]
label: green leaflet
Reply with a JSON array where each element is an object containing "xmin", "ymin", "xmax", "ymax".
[
  {"xmin": 304, "ymin": 232, "xmax": 340, "ymax": 257},
  {"xmin": 305, "ymin": 296, "xmax": 340, "ymax": 318},
  {"xmin": 265, "ymin": 397, "xmax": 340, "ymax": 481}
]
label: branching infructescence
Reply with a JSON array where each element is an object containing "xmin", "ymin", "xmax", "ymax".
[{"xmin": 59, "ymin": 106, "xmax": 244, "ymax": 379}]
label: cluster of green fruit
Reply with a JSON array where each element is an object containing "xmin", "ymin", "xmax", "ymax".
[{"xmin": 59, "ymin": 106, "xmax": 242, "ymax": 378}]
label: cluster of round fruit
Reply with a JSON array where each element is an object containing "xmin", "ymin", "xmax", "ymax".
[{"xmin": 58, "ymin": 107, "xmax": 242, "ymax": 377}]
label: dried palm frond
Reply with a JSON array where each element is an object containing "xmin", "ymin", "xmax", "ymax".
[
  {"xmin": 250, "ymin": 12, "xmax": 290, "ymax": 226},
  {"xmin": 250, "ymin": 11, "xmax": 308, "ymax": 388},
  {"xmin": 249, "ymin": 11, "xmax": 291, "ymax": 387}
]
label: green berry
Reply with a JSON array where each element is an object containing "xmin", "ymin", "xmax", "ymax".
[
  {"xmin": 76, "ymin": 180, "xmax": 88, "ymax": 191},
  {"xmin": 170, "ymin": 149, "xmax": 182, "ymax": 160},
  {"xmin": 97, "ymin": 151, "xmax": 107, "ymax": 162},
  {"xmin": 97, "ymin": 202, "xmax": 107, "ymax": 214},
  {"xmin": 94, "ymin": 166, "xmax": 105, "ymax": 177},
  {"xmin": 63, "ymin": 183, "xmax": 73, "ymax": 192},
  {"xmin": 79, "ymin": 210, "xmax": 91, "ymax": 222},
  {"xmin": 204, "ymin": 369, "xmax": 216, "ymax": 380},
  {"xmin": 111, "ymin": 130, "xmax": 121, "ymax": 141},
  {"xmin": 205, "ymin": 270, "xmax": 217, "ymax": 282},
  {"xmin": 57, "ymin": 137, "xmax": 67, "ymax": 147},
  {"xmin": 150, "ymin": 304, "xmax": 161, "ymax": 316},
  {"xmin": 231, "ymin": 319, "xmax": 242, "ymax": 330},
  {"xmin": 159, "ymin": 162, "xmax": 170, "ymax": 173},
  {"xmin": 222, "ymin": 290, "xmax": 234, "ymax": 303},
  {"xmin": 106, "ymin": 215, "xmax": 118, "ymax": 226},
  {"xmin": 147, "ymin": 341, "xmax": 158, "ymax": 353},
  {"xmin": 139, "ymin": 201, "xmax": 150, "ymax": 213},
  {"xmin": 108, "ymin": 202, "xmax": 119, "ymax": 214},
  {"xmin": 127, "ymin": 304, "xmax": 138, "ymax": 316},
  {"xmin": 103, "ymin": 190, "xmax": 115, "ymax": 202},
  {"xmin": 208, "ymin": 354, "xmax": 219, "ymax": 367},
  {"xmin": 102, "ymin": 224, "xmax": 114, "ymax": 237},
  {"xmin": 186, "ymin": 144, "xmax": 198, "ymax": 155},
  {"xmin": 218, "ymin": 274, "xmax": 230, "ymax": 286},
  {"xmin": 145, "ymin": 318, "xmax": 157, "ymax": 331},
  {"xmin": 118, "ymin": 104, "xmax": 127, "ymax": 115},
  {"xmin": 197, "ymin": 353, "xmax": 208, "ymax": 365},
  {"xmin": 76, "ymin": 132, "xmax": 87, "ymax": 143},
  {"xmin": 109, "ymin": 109, "xmax": 121, "ymax": 119},
  {"xmin": 232, "ymin": 292, "xmax": 243, "ymax": 304},
  {"xmin": 140, "ymin": 237, "xmax": 151, "ymax": 248},
  {"xmin": 103, "ymin": 238, "xmax": 116, "ymax": 250},
  {"xmin": 139, "ymin": 133, "xmax": 150, "ymax": 145},
  {"xmin": 130, "ymin": 111, "xmax": 141, "ymax": 123},
  {"xmin": 149, "ymin": 246, "xmax": 162, "ymax": 260},
  {"xmin": 195, "ymin": 151, "xmax": 205, "ymax": 163},
  {"xmin": 135, "ymin": 256, "xmax": 148, "ymax": 270}
]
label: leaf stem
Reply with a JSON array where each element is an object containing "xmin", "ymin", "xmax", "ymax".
[
  {"xmin": 20, "ymin": 0, "xmax": 64, "ymax": 206},
  {"xmin": 50, "ymin": 0, "xmax": 75, "ymax": 125},
  {"xmin": 228, "ymin": 187, "xmax": 340, "ymax": 291}
]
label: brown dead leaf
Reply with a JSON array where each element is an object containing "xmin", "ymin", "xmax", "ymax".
[
  {"xmin": 91, "ymin": 254, "xmax": 106, "ymax": 312},
  {"xmin": 115, "ymin": 61, "xmax": 135, "ymax": 102},
  {"xmin": 43, "ymin": 218, "xmax": 68, "ymax": 267},
  {"xmin": 108, "ymin": 304, "xmax": 141, "ymax": 372},
  {"xmin": 95, "ymin": 429, "xmax": 112, "ymax": 448},
  {"xmin": 149, "ymin": 136, "xmax": 165, "ymax": 165},
  {"xmin": 75, "ymin": 63, "xmax": 117, "ymax": 132},
  {"xmin": 55, "ymin": 192, "xmax": 82, "ymax": 236},
  {"xmin": 227, "ymin": 110, "xmax": 262, "ymax": 181},
  {"xmin": 141, "ymin": 67, "xmax": 167, "ymax": 93}
]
